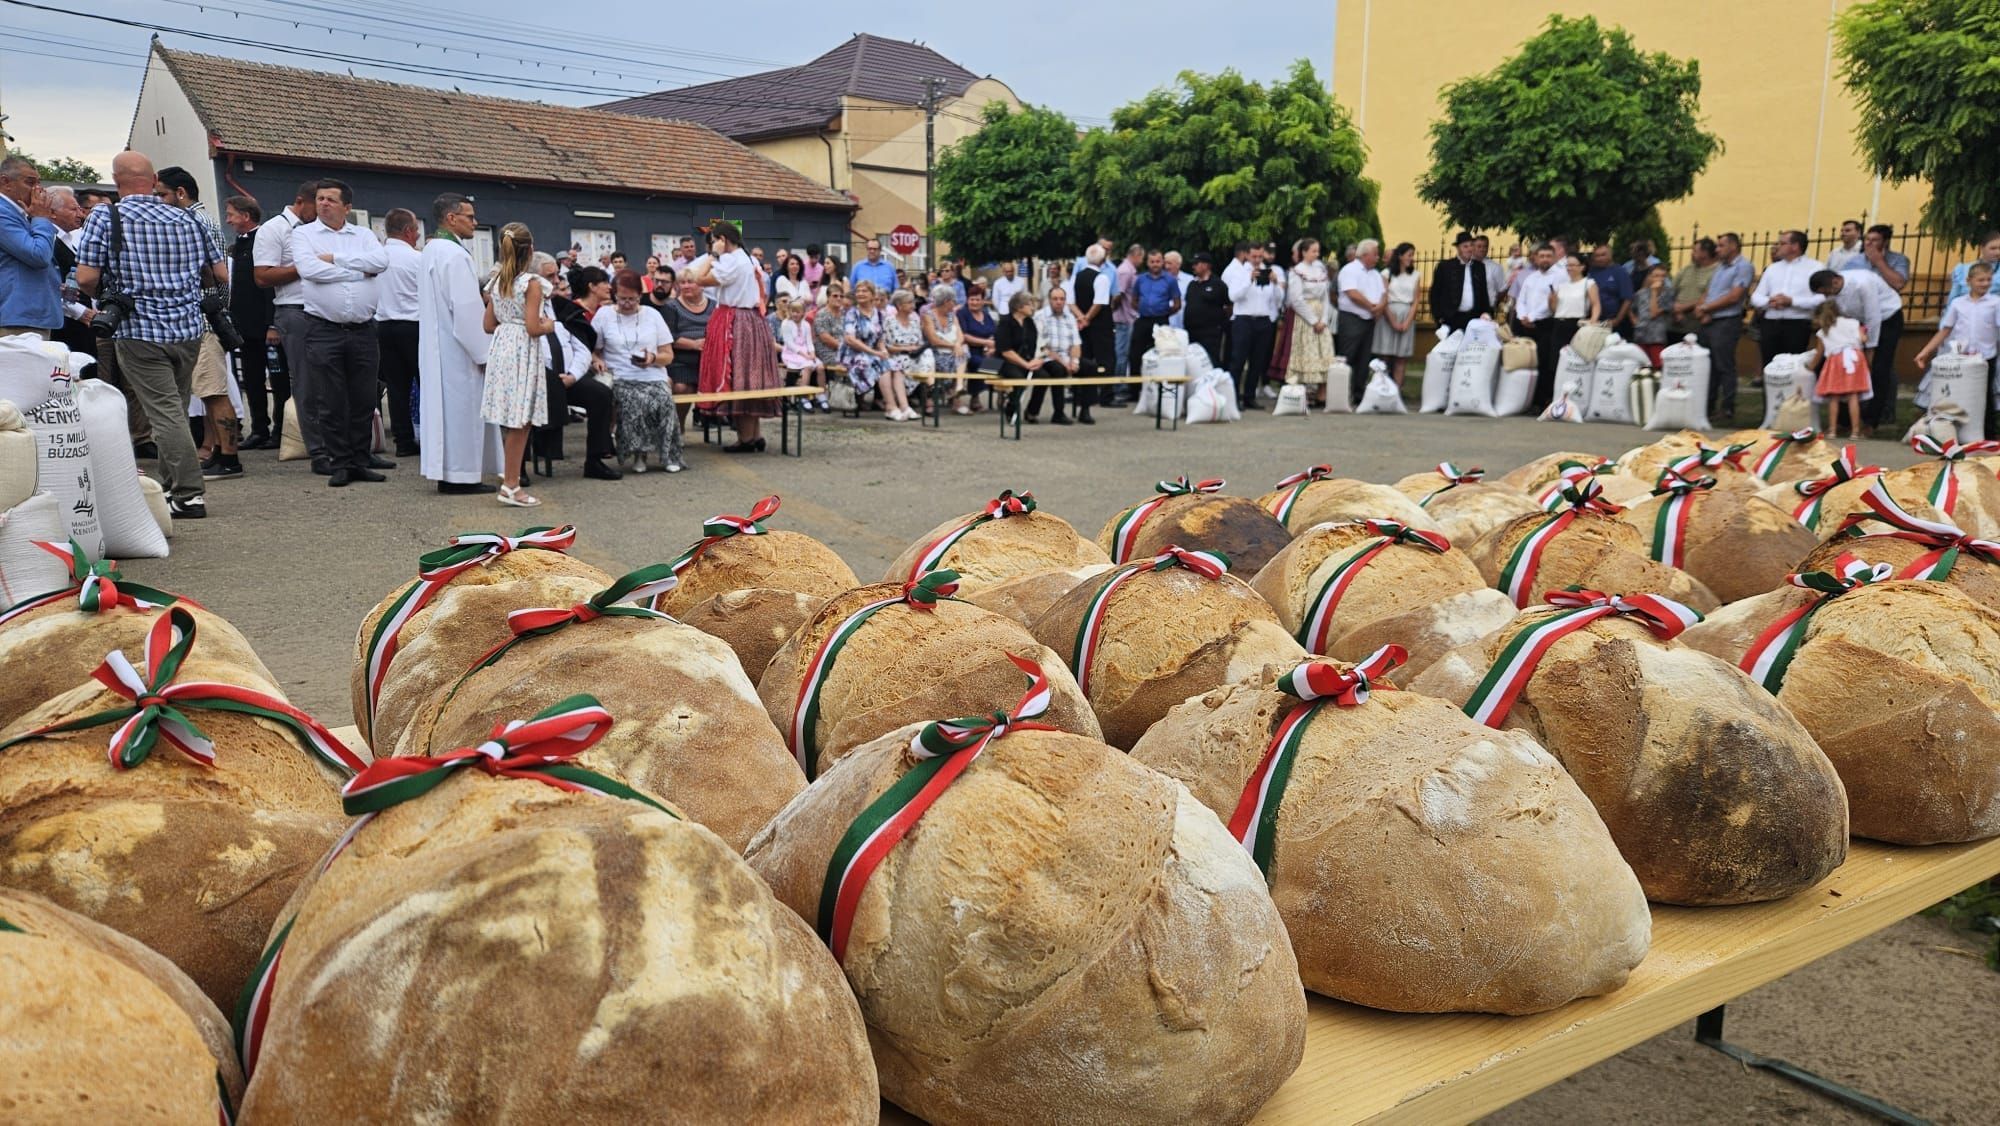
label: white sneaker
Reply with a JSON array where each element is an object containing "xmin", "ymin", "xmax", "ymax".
[
  {"xmin": 665, "ymin": 462, "xmax": 685, "ymax": 473},
  {"xmin": 632, "ymin": 459, "xmax": 648, "ymax": 474}
]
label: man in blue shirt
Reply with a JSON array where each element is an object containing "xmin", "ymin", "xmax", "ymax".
[
  {"xmin": 1587, "ymin": 245, "xmax": 1634, "ymax": 329},
  {"xmin": 0, "ymin": 155, "xmax": 62, "ymax": 336},
  {"xmin": 1129, "ymin": 248, "xmax": 1181, "ymax": 376},
  {"xmin": 1692, "ymin": 232, "xmax": 1755, "ymax": 425},
  {"xmin": 848, "ymin": 236, "xmax": 898, "ymax": 296}
]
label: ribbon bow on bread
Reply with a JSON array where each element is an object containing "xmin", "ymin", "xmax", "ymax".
[
  {"xmin": 1464, "ymin": 589, "xmax": 1702, "ymax": 728},
  {"xmin": 1838, "ymin": 479, "xmax": 2000, "ymax": 580},
  {"xmin": 0, "ymin": 539, "xmax": 185, "ymax": 627},
  {"xmin": 1741, "ymin": 553, "xmax": 1897, "ymax": 692},
  {"xmin": 1420, "ymin": 462, "xmax": 1484, "ymax": 507}
]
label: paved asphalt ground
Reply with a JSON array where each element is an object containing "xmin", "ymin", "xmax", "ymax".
[{"xmin": 118, "ymin": 399, "xmax": 1987, "ymax": 1125}]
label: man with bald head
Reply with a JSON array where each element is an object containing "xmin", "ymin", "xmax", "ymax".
[{"xmin": 75, "ymin": 151, "xmax": 226, "ymax": 520}]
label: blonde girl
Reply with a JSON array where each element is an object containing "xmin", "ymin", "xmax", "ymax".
[{"xmin": 480, "ymin": 222, "xmax": 552, "ymax": 506}]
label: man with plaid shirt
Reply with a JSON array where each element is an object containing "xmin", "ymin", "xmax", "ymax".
[{"xmin": 75, "ymin": 152, "xmax": 224, "ymax": 519}]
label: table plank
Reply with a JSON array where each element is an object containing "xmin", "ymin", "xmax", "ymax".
[
  {"xmin": 1256, "ymin": 836, "xmax": 2000, "ymax": 1124},
  {"xmin": 678, "ymin": 386, "xmax": 819, "ymax": 405},
  {"xmin": 983, "ymin": 375, "xmax": 1189, "ymax": 388}
]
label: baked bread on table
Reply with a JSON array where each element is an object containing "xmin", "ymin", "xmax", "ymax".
[
  {"xmin": 1617, "ymin": 475, "xmax": 1819, "ymax": 603},
  {"xmin": 1390, "ymin": 464, "xmax": 1545, "ymax": 547},
  {"xmin": 884, "ymin": 489, "xmax": 1106, "ymax": 594},
  {"xmin": 1467, "ymin": 483, "xmax": 1720, "ymax": 615},
  {"xmin": 1095, "ymin": 476, "xmax": 1292, "ymax": 574},
  {"xmin": 1256, "ymin": 464, "xmax": 1442, "ymax": 536},
  {"xmin": 1618, "ymin": 430, "xmax": 1762, "ymax": 493},
  {"xmin": 1720, "ymin": 427, "xmax": 1840, "ymax": 487},
  {"xmin": 961, "ymin": 562, "xmax": 1112, "ymax": 628}
]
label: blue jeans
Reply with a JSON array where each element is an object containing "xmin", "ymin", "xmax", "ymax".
[{"xmin": 1114, "ymin": 321, "xmax": 1133, "ymax": 382}]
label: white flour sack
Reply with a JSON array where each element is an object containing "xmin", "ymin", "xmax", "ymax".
[
  {"xmin": 1658, "ymin": 335, "xmax": 1713, "ymax": 430},
  {"xmin": 76, "ymin": 379, "xmax": 167, "ymax": 558},
  {"xmin": 0, "ymin": 399, "xmax": 37, "ymax": 511},
  {"xmin": 0, "ymin": 491, "xmax": 68, "ymax": 606},
  {"xmin": 1420, "ymin": 328, "xmax": 1459, "ymax": 413},
  {"xmin": 1446, "ymin": 338, "xmax": 1501, "ymax": 416},
  {"xmin": 23, "ymin": 384, "xmax": 102, "ymax": 558},
  {"xmin": 0, "ymin": 333, "xmax": 61, "ymax": 416},
  {"xmin": 1759, "ymin": 354, "xmax": 1804, "ymax": 429},
  {"xmin": 1925, "ymin": 349, "xmax": 1989, "ymax": 443}
]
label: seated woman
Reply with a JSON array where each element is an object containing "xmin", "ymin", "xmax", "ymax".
[
  {"xmin": 956, "ymin": 285, "xmax": 997, "ymax": 413},
  {"xmin": 878, "ymin": 289, "xmax": 927, "ymax": 422},
  {"xmin": 922, "ymin": 283, "xmax": 970, "ymax": 416}
]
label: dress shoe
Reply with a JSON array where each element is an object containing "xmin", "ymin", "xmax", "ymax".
[
  {"xmin": 1077, "ymin": 412, "xmax": 1096, "ymax": 425},
  {"xmin": 583, "ymin": 458, "xmax": 623, "ymax": 480},
  {"xmin": 1051, "ymin": 414, "xmax": 1073, "ymax": 426},
  {"xmin": 395, "ymin": 443, "xmax": 420, "ymax": 458},
  {"xmin": 367, "ymin": 455, "xmax": 397, "ymax": 470},
  {"xmin": 723, "ymin": 437, "xmax": 767, "ymax": 453},
  {"xmin": 311, "ymin": 458, "xmax": 333, "ymax": 476},
  {"xmin": 242, "ymin": 431, "xmax": 273, "ymax": 450},
  {"xmin": 438, "ymin": 481, "xmax": 498, "ymax": 495},
  {"xmin": 349, "ymin": 467, "xmax": 387, "ymax": 483},
  {"xmin": 328, "ymin": 468, "xmax": 353, "ymax": 488}
]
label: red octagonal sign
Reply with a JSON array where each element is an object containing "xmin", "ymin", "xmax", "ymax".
[{"xmin": 887, "ymin": 225, "xmax": 922, "ymax": 256}]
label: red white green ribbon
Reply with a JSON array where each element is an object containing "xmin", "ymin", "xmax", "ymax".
[
  {"xmin": 1750, "ymin": 429, "xmax": 1821, "ymax": 481},
  {"xmin": 1646, "ymin": 466, "xmax": 1716, "ymax": 570},
  {"xmin": 1227, "ymin": 645, "xmax": 1405, "ymax": 878},
  {"xmin": 1110, "ymin": 476, "xmax": 1226, "ymax": 559},
  {"xmin": 816, "ymin": 654, "xmax": 1053, "ymax": 964},
  {"xmin": 1909, "ymin": 436, "xmax": 2000, "ymax": 517},
  {"xmin": 1790, "ymin": 446, "xmax": 1881, "ymax": 532},
  {"xmin": 1295, "ymin": 521, "xmax": 1451, "ymax": 653},
  {"xmin": 649, "ymin": 496, "xmax": 782, "ymax": 612},
  {"xmin": 1678, "ymin": 442, "xmax": 1754, "ymax": 476},
  {"xmin": 1463, "ymin": 589, "xmax": 1701, "ymax": 727},
  {"xmin": 1739, "ymin": 554, "xmax": 1895, "ymax": 692},
  {"xmin": 789, "ymin": 570, "xmax": 962, "ymax": 780},
  {"xmin": 0, "ymin": 538, "xmax": 186, "ymax": 628},
  {"xmin": 1419, "ymin": 463, "xmax": 1484, "ymax": 507},
  {"xmin": 904, "ymin": 489, "xmax": 1037, "ymax": 582},
  {"xmin": 0, "ymin": 607, "xmax": 364, "ymax": 776},
  {"xmin": 1500, "ymin": 470, "xmax": 1624, "ymax": 608},
  {"xmin": 359, "ymin": 525, "xmax": 578, "ymax": 732},
  {"xmin": 1533, "ymin": 458, "xmax": 1615, "ymax": 510},
  {"xmin": 1071, "ymin": 546, "xmax": 1230, "ymax": 694},
  {"xmin": 1838, "ymin": 479, "xmax": 2000, "ymax": 581},
  {"xmin": 1264, "ymin": 465, "xmax": 1332, "ymax": 528}
]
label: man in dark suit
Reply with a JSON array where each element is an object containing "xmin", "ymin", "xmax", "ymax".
[{"xmin": 1429, "ymin": 230, "xmax": 1492, "ymax": 333}]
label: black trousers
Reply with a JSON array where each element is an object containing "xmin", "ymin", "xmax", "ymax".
[
  {"xmin": 566, "ymin": 374, "xmax": 616, "ymax": 461},
  {"xmin": 1186, "ymin": 324, "xmax": 1224, "ymax": 369},
  {"xmin": 1758, "ymin": 317, "xmax": 1814, "ymax": 369},
  {"xmin": 1027, "ymin": 363, "xmax": 1082, "ymax": 418},
  {"xmin": 303, "ymin": 316, "xmax": 380, "ymax": 470},
  {"xmin": 376, "ymin": 318, "xmax": 420, "ymax": 450},
  {"xmin": 1866, "ymin": 310, "xmax": 1905, "ymax": 428},
  {"xmin": 1130, "ymin": 315, "xmax": 1167, "ymax": 375},
  {"xmin": 1529, "ymin": 319, "xmax": 1564, "ymax": 412},
  {"xmin": 232, "ymin": 329, "xmax": 270, "ymax": 437},
  {"xmin": 1336, "ymin": 311, "xmax": 1375, "ymax": 404},
  {"xmin": 1230, "ymin": 317, "xmax": 1275, "ymax": 406}
]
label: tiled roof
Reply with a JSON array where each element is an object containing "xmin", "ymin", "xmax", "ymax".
[
  {"xmin": 597, "ymin": 33, "xmax": 984, "ymax": 141},
  {"xmin": 151, "ymin": 44, "xmax": 853, "ymax": 210}
]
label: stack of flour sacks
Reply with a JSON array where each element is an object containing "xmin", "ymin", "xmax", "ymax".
[
  {"xmin": 1421, "ymin": 322, "xmax": 1730, "ymax": 430},
  {"xmin": 0, "ymin": 332, "xmax": 170, "ymax": 605}
]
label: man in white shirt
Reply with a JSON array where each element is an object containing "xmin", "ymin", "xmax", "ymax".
[
  {"xmin": 988, "ymin": 259, "xmax": 1026, "ymax": 323},
  {"xmin": 1826, "ymin": 220, "xmax": 1867, "ymax": 272},
  {"xmin": 374, "ymin": 208, "xmax": 424, "ymax": 457},
  {"xmin": 1227, "ymin": 242, "xmax": 1285, "ymax": 407},
  {"xmin": 289, "ymin": 179, "xmax": 390, "ymax": 486},
  {"xmin": 1808, "ymin": 268, "xmax": 1888, "ymax": 352},
  {"xmin": 1164, "ymin": 251, "xmax": 1189, "ymax": 330},
  {"xmin": 1749, "ymin": 230, "xmax": 1825, "ymax": 366},
  {"xmin": 1335, "ymin": 239, "xmax": 1386, "ymax": 404},
  {"xmin": 254, "ymin": 180, "xmax": 321, "ymax": 464},
  {"xmin": 1512, "ymin": 242, "xmax": 1564, "ymax": 412}
]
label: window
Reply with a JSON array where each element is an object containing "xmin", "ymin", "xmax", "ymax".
[
  {"xmin": 571, "ymin": 229, "xmax": 617, "ymax": 268},
  {"xmin": 651, "ymin": 234, "xmax": 677, "ymax": 263},
  {"xmin": 470, "ymin": 227, "xmax": 496, "ymax": 277}
]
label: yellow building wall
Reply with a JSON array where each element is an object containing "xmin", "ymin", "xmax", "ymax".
[
  {"xmin": 1332, "ymin": 0, "xmax": 1934, "ymax": 249},
  {"xmin": 745, "ymin": 133, "xmax": 843, "ymax": 195}
]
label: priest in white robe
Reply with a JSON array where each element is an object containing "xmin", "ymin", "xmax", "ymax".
[{"xmin": 418, "ymin": 193, "xmax": 501, "ymax": 492}]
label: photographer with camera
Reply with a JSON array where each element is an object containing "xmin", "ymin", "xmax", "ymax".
[
  {"xmin": 154, "ymin": 166, "xmax": 245, "ymax": 480},
  {"xmin": 75, "ymin": 152, "xmax": 226, "ymax": 520},
  {"xmin": 1225, "ymin": 241, "xmax": 1285, "ymax": 409}
]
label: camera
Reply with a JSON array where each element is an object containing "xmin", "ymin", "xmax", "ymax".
[
  {"xmin": 1255, "ymin": 265, "xmax": 1273, "ymax": 285},
  {"xmin": 202, "ymin": 288, "xmax": 244, "ymax": 352},
  {"xmin": 91, "ymin": 290, "xmax": 136, "ymax": 339}
]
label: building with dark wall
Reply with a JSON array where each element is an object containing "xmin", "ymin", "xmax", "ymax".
[{"xmin": 128, "ymin": 42, "xmax": 855, "ymax": 273}]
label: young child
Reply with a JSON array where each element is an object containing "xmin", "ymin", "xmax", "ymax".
[
  {"xmin": 1914, "ymin": 261, "xmax": 2000, "ymax": 434},
  {"xmin": 777, "ymin": 295, "xmax": 826, "ymax": 411},
  {"xmin": 1810, "ymin": 300, "xmax": 1871, "ymax": 439}
]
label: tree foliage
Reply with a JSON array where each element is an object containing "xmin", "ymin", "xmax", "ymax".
[
  {"xmin": 1072, "ymin": 60, "xmax": 1376, "ymax": 259},
  {"xmin": 1836, "ymin": 0, "xmax": 2000, "ymax": 244},
  {"xmin": 12, "ymin": 151, "xmax": 100, "ymax": 183},
  {"xmin": 1418, "ymin": 16, "xmax": 1719, "ymax": 243},
  {"xmin": 932, "ymin": 102, "xmax": 1087, "ymax": 263}
]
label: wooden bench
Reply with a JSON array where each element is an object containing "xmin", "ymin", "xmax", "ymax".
[
  {"xmin": 981, "ymin": 375, "xmax": 1192, "ymax": 439},
  {"xmin": 680, "ymin": 385, "xmax": 819, "ymax": 457}
]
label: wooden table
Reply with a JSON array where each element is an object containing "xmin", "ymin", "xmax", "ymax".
[
  {"xmin": 1256, "ymin": 836, "xmax": 2000, "ymax": 1124},
  {"xmin": 680, "ymin": 385, "xmax": 819, "ymax": 456},
  {"xmin": 982, "ymin": 375, "xmax": 1191, "ymax": 438}
]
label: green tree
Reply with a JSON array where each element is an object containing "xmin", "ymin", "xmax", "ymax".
[
  {"xmin": 12, "ymin": 151, "xmax": 101, "ymax": 183},
  {"xmin": 932, "ymin": 103, "xmax": 1086, "ymax": 263},
  {"xmin": 1417, "ymin": 16, "xmax": 1720, "ymax": 243},
  {"xmin": 1836, "ymin": 0, "xmax": 2000, "ymax": 243},
  {"xmin": 1072, "ymin": 60, "xmax": 1376, "ymax": 259}
]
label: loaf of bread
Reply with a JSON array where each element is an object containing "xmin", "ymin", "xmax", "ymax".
[
  {"xmin": 1793, "ymin": 532, "xmax": 2000, "ymax": 613},
  {"xmin": 1498, "ymin": 452, "xmax": 1654, "ymax": 508},
  {"xmin": 1130, "ymin": 661, "xmax": 1649, "ymax": 1014},
  {"xmin": 1256, "ymin": 470, "xmax": 1442, "ymax": 535},
  {"xmin": 239, "ymin": 769, "xmax": 878, "ymax": 1123},
  {"xmin": 747, "ymin": 723, "xmax": 1305, "ymax": 1125},
  {"xmin": 1750, "ymin": 444, "xmax": 1888, "ymax": 538},
  {"xmin": 1469, "ymin": 507, "xmax": 1721, "ymax": 613},
  {"xmin": 1410, "ymin": 608, "xmax": 1848, "ymax": 904},
  {"xmin": 1390, "ymin": 468, "xmax": 1544, "ymax": 547},
  {"xmin": 1618, "ymin": 482, "xmax": 1819, "ymax": 603},
  {"xmin": 677, "ymin": 587, "xmax": 828, "ymax": 682},
  {"xmin": 1721, "ymin": 428, "xmax": 1840, "ymax": 486},
  {"xmin": 1096, "ymin": 478, "xmax": 1292, "ymax": 574},
  {"xmin": 886, "ymin": 490, "xmax": 1107, "ymax": 593},
  {"xmin": 761, "ymin": 577, "xmax": 1100, "ymax": 776},
  {"xmin": 1030, "ymin": 550, "xmax": 1305, "ymax": 748},
  {"xmin": 2, "ymin": 890, "xmax": 233, "ymax": 1123},
  {"xmin": 354, "ymin": 530, "xmax": 611, "ymax": 748},
  {"xmin": 1619, "ymin": 431, "xmax": 1761, "ymax": 492},
  {"xmin": 1799, "ymin": 461, "xmax": 1996, "ymax": 542},
  {"xmin": 656, "ymin": 498, "xmax": 858, "ymax": 616},
  {"xmin": 962, "ymin": 562, "xmax": 1112, "ymax": 627},
  {"xmin": 1249, "ymin": 519, "xmax": 1512, "ymax": 677}
]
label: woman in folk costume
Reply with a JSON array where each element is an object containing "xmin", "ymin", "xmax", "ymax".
[
  {"xmin": 1268, "ymin": 237, "xmax": 1334, "ymax": 407},
  {"xmin": 1810, "ymin": 299, "xmax": 1873, "ymax": 440},
  {"xmin": 684, "ymin": 220, "xmax": 781, "ymax": 453}
]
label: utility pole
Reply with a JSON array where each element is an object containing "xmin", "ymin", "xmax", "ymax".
[{"xmin": 922, "ymin": 76, "xmax": 943, "ymax": 268}]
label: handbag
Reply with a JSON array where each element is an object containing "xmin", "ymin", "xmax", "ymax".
[{"xmin": 1570, "ymin": 322, "xmax": 1611, "ymax": 363}]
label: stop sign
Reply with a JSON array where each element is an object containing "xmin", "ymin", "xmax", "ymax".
[{"xmin": 887, "ymin": 225, "xmax": 922, "ymax": 256}]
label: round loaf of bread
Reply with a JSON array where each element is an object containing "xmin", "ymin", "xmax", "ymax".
[
  {"xmin": 355, "ymin": 547, "xmax": 611, "ymax": 748},
  {"xmin": 239, "ymin": 772, "xmax": 877, "ymax": 1124},
  {"xmin": 1468, "ymin": 510, "xmax": 1721, "ymax": 613},
  {"xmin": 962, "ymin": 563, "xmax": 1113, "ymax": 628},
  {"xmin": 658, "ymin": 527, "xmax": 857, "ymax": 617},
  {"xmin": 1254, "ymin": 478, "xmax": 1443, "ymax": 536},
  {"xmin": 1029, "ymin": 563, "xmax": 1305, "ymax": 748},
  {"xmin": 1793, "ymin": 463, "xmax": 1997, "ymax": 542},
  {"xmin": 1389, "ymin": 474, "xmax": 1545, "ymax": 546},
  {"xmin": 1095, "ymin": 492, "xmax": 1292, "ymax": 574},
  {"xmin": 2, "ymin": 894, "xmax": 225, "ymax": 1124},
  {"xmin": 1409, "ymin": 612, "xmax": 1848, "ymax": 904},
  {"xmin": 1795, "ymin": 534, "xmax": 2000, "ymax": 613},
  {"xmin": 760, "ymin": 583, "xmax": 1100, "ymax": 775},
  {"xmin": 1497, "ymin": 450, "xmax": 1611, "ymax": 492},
  {"xmin": 1130, "ymin": 672, "xmax": 1650, "ymax": 1014},
  {"xmin": 1720, "ymin": 429, "xmax": 1841, "ymax": 486},
  {"xmin": 0, "ymin": 598, "xmax": 269, "ymax": 732},
  {"xmin": 1619, "ymin": 430, "xmax": 1761, "ymax": 493},
  {"xmin": 677, "ymin": 587, "xmax": 828, "ymax": 682},
  {"xmin": 886, "ymin": 504, "xmax": 1107, "ymax": 593},
  {"xmin": 1324, "ymin": 587, "xmax": 1520, "ymax": 682},
  {"xmin": 1617, "ymin": 487, "xmax": 1819, "ymax": 603},
  {"xmin": 400, "ymin": 613, "xmax": 804, "ymax": 853},
  {"xmin": 1677, "ymin": 585, "xmax": 1813, "ymax": 666},
  {"xmin": 746, "ymin": 725, "xmax": 1305, "ymax": 1125}
]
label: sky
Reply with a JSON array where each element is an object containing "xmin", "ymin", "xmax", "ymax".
[{"xmin": 0, "ymin": 0, "xmax": 1338, "ymax": 178}]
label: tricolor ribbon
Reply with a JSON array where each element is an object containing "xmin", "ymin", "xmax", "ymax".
[
  {"xmin": 1790, "ymin": 446, "xmax": 1881, "ymax": 532},
  {"xmin": 789, "ymin": 570, "xmax": 962, "ymax": 780},
  {"xmin": 653, "ymin": 498, "xmax": 782, "ymax": 611},
  {"xmin": 1462, "ymin": 589, "xmax": 1701, "ymax": 727},
  {"xmin": 1227, "ymin": 646, "xmax": 1405, "ymax": 878},
  {"xmin": 1646, "ymin": 467, "xmax": 1716, "ymax": 570},
  {"xmin": 1739, "ymin": 554, "xmax": 1895, "ymax": 693},
  {"xmin": 359, "ymin": 525, "xmax": 578, "ymax": 732},
  {"xmin": 1265, "ymin": 466, "xmax": 1332, "ymax": 528},
  {"xmin": 1499, "ymin": 470, "xmax": 1625, "ymax": 608},
  {"xmin": 1419, "ymin": 462, "xmax": 1485, "ymax": 507},
  {"xmin": 1678, "ymin": 442, "xmax": 1754, "ymax": 475},
  {"xmin": 816, "ymin": 655, "xmax": 1054, "ymax": 964},
  {"xmin": 235, "ymin": 695, "xmax": 673, "ymax": 1083},
  {"xmin": 0, "ymin": 607, "xmax": 365, "ymax": 776},
  {"xmin": 1533, "ymin": 458, "xmax": 1616, "ymax": 511},
  {"xmin": 904, "ymin": 489, "xmax": 1037, "ymax": 582},
  {"xmin": 1071, "ymin": 547, "xmax": 1230, "ymax": 693},
  {"xmin": 0, "ymin": 538, "xmax": 186, "ymax": 629},
  {"xmin": 1109, "ymin": 476, "xmax": 1226, "ymax": 559},
  {"xmin": 1909, "ymin": 436, "xmax": 2000, "ymax": 517},
  {"xmin": 1295, "ymin": 521, "xmax": 1451, "ymax": 654},
  {"xmin": 1838, "ymin": 480, "xmax": 2000, "ymax": 581},
  {"xmin": 1750, "ymin": 429, "xmax": 1821, "ymax": 481}
]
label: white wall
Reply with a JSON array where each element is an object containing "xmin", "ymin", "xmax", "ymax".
[{"xmin": 126, "ymin": 53, "xmax": 219, "ymax": 225}]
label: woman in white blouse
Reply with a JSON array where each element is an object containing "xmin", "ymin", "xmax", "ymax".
[
  {"xmin": 591, "ymin": 270, "xmax": 682, "ymax": 473},
  {"xmin": 1281, "ymin": 238, "xmax": 1334, "ymax": 406},
  {"xmin": 1549, "ymin": 253, "xmax": 1601, "ymax": 356},
  {"xmin": 684, "ymin": 221, "xmax": 782, "ymax": 453},
  {"xmin": 774, "ymin": 253, "xmax": 813, "ymax": 310}
]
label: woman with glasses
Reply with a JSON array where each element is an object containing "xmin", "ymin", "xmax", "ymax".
[{"xmin": 592, "ymin": 269, "xmax": 682, "ymax": 474}]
